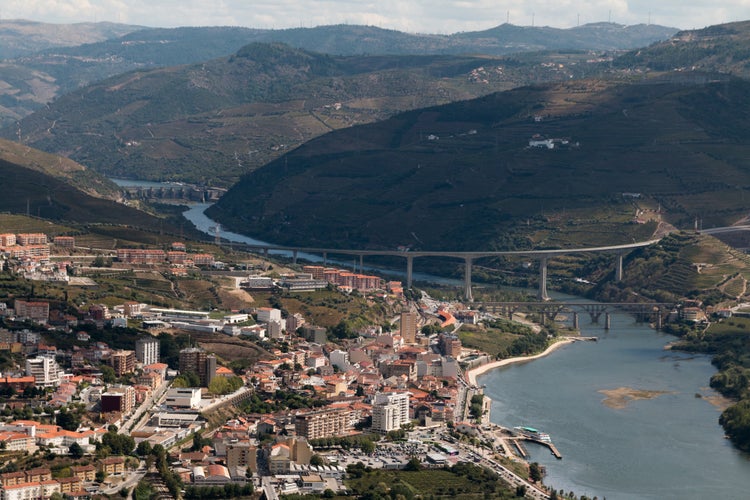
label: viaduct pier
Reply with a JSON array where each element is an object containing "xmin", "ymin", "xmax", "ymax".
[{"xmin": 225, "ymin": 239, "xmax": 660, "ymax": 302}]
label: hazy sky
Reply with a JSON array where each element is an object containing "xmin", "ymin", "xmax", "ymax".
[{"xmin": 1, "ymin": 0, "xmax": 747, "ymax": 33}]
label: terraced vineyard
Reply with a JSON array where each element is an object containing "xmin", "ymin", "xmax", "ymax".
[{"xmin": 594, "ymin": 232, "xmax": 750, "ymax": 305}]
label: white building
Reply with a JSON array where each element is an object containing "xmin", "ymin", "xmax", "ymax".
[
  {"xmin": 328, "ymin": 350, "xmax": 351, "ymax": 371},
  {"xmin": 256, "ymin": 307, "xmax": 282, "ymax": 323},
  {"xmin": 135, "ymin": 337, "xmax": 160, "ymax": 366},
  {"xmin": 18, "ymin": 329, "xmax": 41, "ymax": 344},
  {"xmin": 371, "ymin": 392, "xmax": 410, "ymax": 434},
  {"xmin": 165, "ymin": 387, "xmax": 202, "ymax": 409},
  {"xmin": 223, "ymin": 313, "xmax": 249, "ymax": 323},
  {"xmin": 25, "ymin": 356, "xmax": 62, "ymax": 388},
  {"xmin": 2, "ymin": 481, "xmax": 61, "ymax": 500}
]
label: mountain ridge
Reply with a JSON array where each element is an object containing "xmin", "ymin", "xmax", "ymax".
[
  {"xmin": 2, "ymin": 43, "xmax": 605, "ymax": 186},
  {"xmin": 206, "ymin": 75, "xmax": 750, "ymax": 251},
  {"xmin": 0, "ymin": 21, "xmax": 677, "ymax": 127}
]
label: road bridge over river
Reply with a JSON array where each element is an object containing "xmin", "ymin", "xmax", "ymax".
[{"xmin": 225, "ymin": 239, "xmax": 661, "ymax": 301}]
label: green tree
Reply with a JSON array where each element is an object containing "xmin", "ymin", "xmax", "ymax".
[
  {"xmin": 136, "ymin": 440, "xmax": 152, "ymax": 457},
  {"xmin": 68, "ymin": 442, "xmax": 84, "ymax": 459},
  {"xmin": 101, "ymin": 430, "xmax": 135, "ymax": 455},
  {"xmin": 100, "ymin": 365, "xmax": 116, "ymax": 384},
  {"xmin": 404, "ymin": 457, "xmax": 421, "ymax": 471},
  {"xmin": 719, "ymin": 400, "xmax": 750, "ymax": 451},
  {"xmin": 190, "ymin": 432, "xmax": 212, "ymax": 452},
  {"xmin": 173, "ymin": 371, "xmax": 201, "ymax": 388},
  {"xmin": 360, "ymin": 439, "xmax": 376, "ymax": 454},
  {"xmin": 529, "ymin": 462, "xmax": 543, "ymax": 483},
  {"xmin": 56, "ymin": 409, "xmax": 81, "ymax": 431}
]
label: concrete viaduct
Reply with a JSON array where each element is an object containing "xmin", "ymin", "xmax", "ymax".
[{"xmin": 227, "ymin": 239, "xmax": 661, "ymax": 301}]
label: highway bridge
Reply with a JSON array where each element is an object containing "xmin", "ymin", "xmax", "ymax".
[
  {"xmin": 224, "ymin": 239, "xmax": 661, "ymax": 301},
  {"xmin": 700, "ymin": 225, "xmax": 750, "ymax": 235}
]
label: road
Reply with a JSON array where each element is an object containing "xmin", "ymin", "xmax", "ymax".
[
  {"xmin": 262, "ymin": 476, "xmax": 280, "ymax": 500},
  {"xmin": 100, "ymin": 461, "xmax": 147, "ymax": 496},
  {"xmin": 120, "ymin": 380, "xmax": 172, "ymax": 435},
  {"xmin": 456, "ymin": 440, "xmax": 549, "ymax": 499}
]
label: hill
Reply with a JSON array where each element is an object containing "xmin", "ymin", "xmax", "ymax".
[
  {"xmin": 207, "ymin": 75, "xmax": 750, "ymax": 251},
  {"xmin": 614, "ymin": 20, "xmax": 750, "ymax": 78},
  {"xmin": 0, "ymin": 138, "xmax": 162, "ymax": 226},
  {"xmin": 249, "ymin": 22, "xmax": 676, "ymax": 56},
  {"xmin": 0, "ymin": 26, "xmax": 268, "ymax": 127},
  {"xmin": 0, "ymin": 19, "xmax": 141, "ymax": 59},
  {"xmin": 0, "ymin": 138, "xmax": 120, "ymax": 199},
  {"xmin": 593, "ymin": 232, "xmax": 750, "ymax": 304},
  {"xmin": 0, "ymin": 22, "xmax": 677, "ymax": 128},
  {"xmin": 1, "ymin": 43, "xmax": 608, "ymax": 187}
]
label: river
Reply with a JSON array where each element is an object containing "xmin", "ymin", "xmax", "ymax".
[
  {"xmin": 479, "ymin": 309, "xmax": 750, "ymax": 499},
  {"xmin": 181, "ymin": 202, "xmax": 462, "ymax": 285},
  {"xmin": 181, "ymin": 201, "xmax": 750, "ymax": 498}
]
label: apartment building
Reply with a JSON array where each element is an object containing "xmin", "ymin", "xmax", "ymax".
[
  {"xmin": 179, "ymin": 347, "xmax": 217, "ymax": 387},
  {"xmin": 294, "ymin": 407, "xmax": 352, "ymax": 440},
  {"xmin": 100, "ymin": 386, "xmax": 136, "ymax": 415},
  {"xmin": 14, "ymin": 300, "xmax": 49, "ymax": 324},
  {"xmin": 25, "ymin": 356, "xmax": 62, "ymax": 388},
  {"xmin": 109, "ymin": 350, "xmax": 135, "ymax": 377},
  {"xmin": 371, "ymin": 392, "xmax": 410, "ymax": 434},
  {"xmin": 135, "ymin": 337, "xmax": 160, "ymax": 366}
]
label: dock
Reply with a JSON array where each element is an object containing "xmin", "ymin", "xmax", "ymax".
[
  {"xmin": 511, "ymin": 439, "xmax": 528, "ymax": 458},
  {"xmin": 546, "ymin": 442, "xmax": 562, "ymax": 459},
  {"xmin": 517, "ymin": 436, "xmax": 563, "ymax": 459}
]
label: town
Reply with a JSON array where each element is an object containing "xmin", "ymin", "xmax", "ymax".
[{"xmin": 0, "ymin": 229, "xmax": 569, "ymax": 499}]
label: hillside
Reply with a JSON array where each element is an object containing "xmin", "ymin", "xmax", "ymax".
[
  {"xmin": 1, "ymin": 44, "xmax": 606, "ymax": 186},
  {"xmin": 0, "ymin": 22, "xmax": 677, "ymax": 128},
  {"xmin": 0, "ymin": 137, "xmax": 120, "ymax": 199},
  {"xmin": 592, "ymin": 232, "xmax": 750, "ymax": 304},
  {"xmin": 250, "ymin": 22, "xmax": 676, "ymax": 55},
  {"xmin": 614, "ymin": 20, "xmax": 750, "ymax": 78},
  {"xmin": 0, "ymin": 138, "xmax": 162, "ymax": 227},
  {"xmin": 207, "ymin": 76, "xmax": 750, "ymax": 251},
  {"xmin": 0, "ymin": 19, "xmax": 141, "ymax": 59}
]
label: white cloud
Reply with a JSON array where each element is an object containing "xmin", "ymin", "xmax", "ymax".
[{"xmin": 2, "ymin": 0, "xmax": 749, "ymax": 32}]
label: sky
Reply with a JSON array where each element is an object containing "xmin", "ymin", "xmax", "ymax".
[{"xmin": 1, "ymin": 0, "xmax": 749, "ymax": 33}]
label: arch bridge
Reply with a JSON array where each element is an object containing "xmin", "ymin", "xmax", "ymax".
[{"xmin": 475, "ymin": 301, "xmax": 673, "ymax": 329}]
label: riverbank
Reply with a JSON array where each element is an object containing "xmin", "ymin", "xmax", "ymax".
[{"xmin": 465, "ymin": 337, "xmax": 592, "ymax": 386}]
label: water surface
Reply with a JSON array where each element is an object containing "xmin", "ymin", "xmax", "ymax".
[{"xmin": 479, "ymin": 312, "xmax": 750, "ymax": 499}]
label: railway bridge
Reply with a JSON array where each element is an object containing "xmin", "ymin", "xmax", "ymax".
[{"xmin": 474, "ymin": 301, "xmax": 673, "ymax": 329}]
